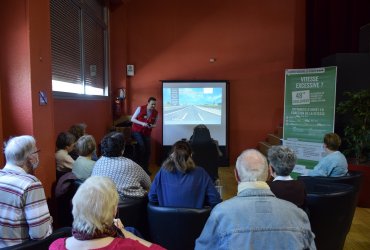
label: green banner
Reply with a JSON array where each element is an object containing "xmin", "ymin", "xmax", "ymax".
[{"xmin": 283, "ymin": 66, "xmax": 337, "ymax": 170}]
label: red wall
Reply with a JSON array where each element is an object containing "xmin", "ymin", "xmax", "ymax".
[
  {"xmin": 0, "ymin": 0, "xmax": 113, "ymax": 199},
  {"xmin": 0, "ymin": 1, "xmax": 33, "ymax": 136},
  {"xmin": 29, "ymin": 0, "xmax": 57, "ymax": 198},
  {"xmin": 110, "ymin": 0, "xmax": 307, "ymax": 164},
  {"xmin": 0, "ymin": 0, "xmax": 56, "ymax": 197},
  {"xmin": 53, "ymin": 99, "xmax": 112, "ymax": 148},
  {"xmin": 0, "ymin": 0, "xmax": 306, "ymax": 200}
]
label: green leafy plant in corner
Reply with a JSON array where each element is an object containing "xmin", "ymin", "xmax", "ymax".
[{"xmin": 336, "ymin": 89, "xmax": 370, "ymax": 164}]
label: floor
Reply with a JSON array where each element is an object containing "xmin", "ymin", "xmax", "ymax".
[
  {"xmin": 344, "ymin": 208, "xmax": 370, "ymax": 250},
  {"xmin": 149, "ymin": 164, "xmax": 370, "ymax": 250}
]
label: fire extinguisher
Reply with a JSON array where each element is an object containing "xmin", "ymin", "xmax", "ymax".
[{"xmin": 113, "ymin": 88, "xmax": 126, "ymax": 119}]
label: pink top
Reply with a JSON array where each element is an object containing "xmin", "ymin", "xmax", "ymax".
[{"xmin": 49, "ymin": 237, "xmax": 166, "ymax": 250}]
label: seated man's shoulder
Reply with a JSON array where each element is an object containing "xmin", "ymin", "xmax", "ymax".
[
  {"xmin": 210, "ymin": 196, "xmax": 249, "ymax": 214},
  {"xmin": 225, "ymin": 195, "xmax": 305, "ymax": 215},
  {"xmin": 1, "ymin": 171, "xmax": 40, "ymax": 185},
  {"xmin": 0, "ymin": 172, "xmax": 43, "ymax": 197},
  {"xmin": 273, "ymin": 197, "xmax": 308, "ymax": 217}
]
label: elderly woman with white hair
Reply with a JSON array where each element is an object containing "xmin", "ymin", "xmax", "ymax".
[
  {"xmin": 267, "ymin": 145, "xmax": 306, "ymax": 209},
  {"xmin": 49, "ymin": 176, "xmax": 164, "ymax": 250}
]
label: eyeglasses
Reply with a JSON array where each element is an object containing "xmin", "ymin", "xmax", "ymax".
[{"xmin": 32, "ymin": 149, "xmax": 41, "ymax": 154}]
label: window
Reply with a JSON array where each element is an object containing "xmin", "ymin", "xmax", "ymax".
[{"xmin": 50, "ymin": 0, "xmax": 108, "ymax": 97}]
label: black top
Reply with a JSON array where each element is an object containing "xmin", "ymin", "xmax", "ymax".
[{"xmin": 267, "ymin": 180, "xmax": 306, "ymax": 209}]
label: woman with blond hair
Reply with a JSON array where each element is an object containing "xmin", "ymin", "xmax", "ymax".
[
  {"xmin": 72, "ymin": 135, "xmax": 96, "ymax": 181},
  {"xmin": 68, "ymin": 123, "xmax": 87, "ymax": 160},
  {"xmin": 50, "ymin": 176, "xmax": 164, "ymax": 249}
]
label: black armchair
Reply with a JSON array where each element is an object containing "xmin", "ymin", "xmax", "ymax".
[
  {"xmin": 55, "ymin": 173, "xmax": 82, "ymax": 227},
  {"xmin": 147, "ymin": 203, "xmax": 211, "ymax": 250},
  {"xmin": 190, "ymin": 142, "xmax": 220, "ymax": 181},
  {"xmin": 298, "ymin": 170, "xmax": 363, "ymax": 232},
  {"xmin": 2, "ymin": 227, "xmax": 72, "ymax": 250},
  {"xmin": 117, "ymin": 197, "xmax": 149, "ymax": 239},
  {"xmin": 299, "ymin": 181, "xmax": 356, "ymax": 250},
  {"xmin": 298, "ymin": 170, "xmax": 363, "ymax": 195}
]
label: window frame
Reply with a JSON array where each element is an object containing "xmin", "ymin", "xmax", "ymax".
[{"xmin": 50, "ymin": 0, "xmax": 110, "ymax": 100}]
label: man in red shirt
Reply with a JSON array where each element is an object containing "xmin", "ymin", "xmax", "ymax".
[{"xmin": 131, "ymin": 97, "xmax": 158, "ymax": 175}]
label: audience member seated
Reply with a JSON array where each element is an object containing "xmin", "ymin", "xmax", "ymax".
[
  {"xmin": 49, "ymin": 176, "xmax": 164, "ymax": 250},
  {"xmin": 55, "ymin": 132, "xmax": 76, "ymax": 180},
  {"xmin": 55, "ymin": 172, "xmax": 79, "ymax": 227},
  {"xmin": 189, "ymin": 124, "xmax": 222, "ymax": 181},
  {"xmin": 92, "ymin": 132, "xmax": 151, "ymax": 202},
  {"xmin": 0, "ymin": 136, "xmax": 53, "ymax": 247},
  {"xmin": 267, "ymin": 145, "xmax": 306, "ymax": 209},
  {"xmin": 72, "ymin": 135, "xmax": 97, "ymax": 181},
  {"xmin": 68, "ymin": 123, "xmax": 87, "ymax": 160},
  {"xmin": 309, "ymin": 132, "xmax": 348, "ymax": 177},
  {"xmin": 195, "ymin": 149, "xmax": 316, "ymax": 250},
  {"xmin": 149, "ymin": 140, "xmax": 221, "ymax": 209}
]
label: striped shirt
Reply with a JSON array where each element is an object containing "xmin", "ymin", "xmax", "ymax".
[{"xmin": 0, "ymin": 164, "xmax": 52, "ymax": 247}]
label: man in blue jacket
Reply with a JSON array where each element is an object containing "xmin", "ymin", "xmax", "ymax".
[{"xmin": 195, "ymin": 149, "xmax": 316, "ymax": 250}]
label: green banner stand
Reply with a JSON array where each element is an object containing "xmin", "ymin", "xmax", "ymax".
[{"xmin": 283, "ymin": 66, "xmax": 337, "ymax": 175}]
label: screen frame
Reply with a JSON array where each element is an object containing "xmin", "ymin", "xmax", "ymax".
[{"xmin": 161, "ymin": 80, "xmax": 229, "ymax": 166}]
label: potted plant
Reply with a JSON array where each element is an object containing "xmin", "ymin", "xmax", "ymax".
[
  {"xmin": 336, "ymin": 89, "xmax": 370, "ymax": 164},
  {"xmin": 336, "ymin": 89, "xmax": 370, "ymax": 207}
]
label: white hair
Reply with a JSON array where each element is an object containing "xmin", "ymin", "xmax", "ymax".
[
  {"xmin": 4, "ymin": 135, "xmax": 36, "ymax": 166},
  {"xmin": 235, "ymin": 149, "xmax": 268, "ymax": 182},
  {"xmin": 72, "ymin": 176, "xmax": 119, "ymax": 234}
]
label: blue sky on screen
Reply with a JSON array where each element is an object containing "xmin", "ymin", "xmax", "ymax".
[{"xmin": 163, "ymin": 87, "xmax": 222, "ymax": 105}]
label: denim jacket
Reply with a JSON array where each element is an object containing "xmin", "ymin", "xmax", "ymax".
[{"xmin": 195, "ymin": 185, "xmax": 316, "ymax": 250}]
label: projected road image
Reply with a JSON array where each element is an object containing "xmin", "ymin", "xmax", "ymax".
[
  {"xmin": 164, "ymin": 105, "xmax": 221, "ymax": 124},
  {"xmin": 163, "ymin": 87, "xmax": 222, "ymax": 125}
]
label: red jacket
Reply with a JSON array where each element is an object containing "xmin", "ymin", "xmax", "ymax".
[{"xmin": 131, "ymin": 105, "xmax": 158, "ymax": 136}]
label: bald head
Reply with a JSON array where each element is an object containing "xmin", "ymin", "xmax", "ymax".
[{"xmin": 235, "ymin": 149, "xmax": 268, "ymax": 182}]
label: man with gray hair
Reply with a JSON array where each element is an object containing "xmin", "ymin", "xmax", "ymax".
[
  {"xmin": 195, "ymin": 149, "xmax": 316, "ymax": 250},
  {"xmin": 0, "ymin": 135, "xmax": 53, "ymax": 247}
]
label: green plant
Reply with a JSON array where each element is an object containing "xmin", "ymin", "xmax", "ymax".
[{"xmin": 336, "ymin": 89, "xmax": 370, "ymax": 164}]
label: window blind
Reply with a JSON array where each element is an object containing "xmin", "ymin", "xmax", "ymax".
[{"xmin": 50, "ymin": 0, "xmax": 107, "ymax": 96}]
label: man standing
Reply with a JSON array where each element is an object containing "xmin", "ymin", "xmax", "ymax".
[
  {"xmin": 131, "ymin": 97, "xmax": 158, "ymax": 175},
  {"xmin": 195, "ymin": 149, "xmax": 316, "ymax": 250},
  {"xmin": 0, "ymin": 135, "xmax": 53, "ymax": 247}
]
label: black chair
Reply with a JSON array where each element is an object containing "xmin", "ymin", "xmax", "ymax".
[
  {"xmin": 2, "ymin": 227, "xmax": 72, "ymax": 250},
  {"xmin": 147, "ymin": 203, "xmax": 211, "ymax": 250},
  {"xmin": 55, "ymin": 173, "xmax": 83, "ymax": 228},
  {"xmin": 190, "ymin": 142, "xmax": 220, "ymax": 181},
  {"xmin": 189, "ymin": 125, "xmax": 221, "ymax": 182},
  {"xmin": 298, "ymin": 170, "xmax": 363, "ymax": 232},
  {"xmin": 117, "ymin": 197, "xmax": 149, "ymax": 239},
  {"xmin": 112, "ymin": 115, "xmax": 137, "ymax": 160},
  {"xmin": 300, "ymin": 181, "xmax": 356, "ymax": 250},
  {"xmin": 298, "ymin": 170, "xmax": 363, "ymax": 197}
]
